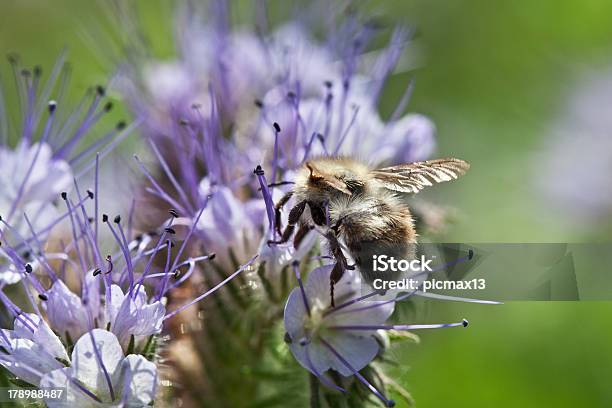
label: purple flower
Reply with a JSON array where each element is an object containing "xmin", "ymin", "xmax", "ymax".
[
  {"xmin": 0, "ymin": 56, "xmax": 134, "ymax": 285},
  {"xmin": 194, "ymin": 178, "xmax": 262, "ymax": 269},
  {"xmin": 0, "ymin": 162, "xmax": 257, "ymax": 392},
  {"xmin": 537, "ymin": 70, "xmax": 612, "ymax": 225},
  {"xmin": 116, "ymin": 4, "xmax": 438, "ymax": 298}
]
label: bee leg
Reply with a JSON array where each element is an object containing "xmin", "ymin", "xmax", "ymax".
[
  {"xmin": 329, "ymin": 261, "xmax": 345, "ymax": 307},
  {"xmin": 274, "ymin": 191, "xmax": 294, "ymax": 236},
  {"xmin": 288, "ymin": 200, "xmax": 307, "ymax": 225},
  {"xmin": 308, "ymin": 202, "xmax": 327, "ymax": 226},
  {"xmin": 268, "ymin": 224, "xmax": 295, "ymax": 245},
  {"xmin": 331, "ymin": 217, "xmax": 343, "ymax": 234},
  {"xmin": 293, "ymin": 223, "xmax": 314, "ymax": 249},
  {"xmin": 268, "ymin": 200, "xmax": 306, "ymax": 245}
]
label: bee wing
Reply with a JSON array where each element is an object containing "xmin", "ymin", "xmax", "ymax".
[{"xmin": 370, "ymin": 158, "xmax": 470, "ymax": 194}]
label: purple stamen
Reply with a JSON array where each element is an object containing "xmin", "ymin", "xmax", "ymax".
[
  {"xmin": 320, "ymin": 338, "xmax": 395, "ymax": 407},
  {"xmin": 304, "ymin": 344, "xmax": 346, "ymax": 393},
  {"xmin": 22, "ymin": 214, "xmax": 59, "ymax": 282},
  {"xmin": 8, "ymin": 56, "xmax": 27, "ymax": 116},
  {"xmin": 0, "ymin": 328, "xmax": 13, "ymax": 352},
  {"xmin": 55, "ymin": 87, "xmax": 113, "ymax": 159},
  {"xmin": 116, "ymin": 220, "xmax": 135, "ymax": 292},
  {"xmin": 134, "ymin": 155, "xmax": 187, "ymax": 214},
  {"xmin": 301, "ymin": 132, "xmax": 319, "ymax": 163},
  {"xmin": 22, "ymin": 66, "xmax": 39, "ymax": 143},
  {"xmin": 105, "ymin": 255, "xmax": 114, "ymax": 275},
  {"xmin": 69, "ymin": 124, "xmax": 123, "ymax": 167},
  {"xmin": 157, "ymin": 197, "xmax": 210, "ymax": 300},
  {"xmin": 12, "ymin": 192, "xmax": 92, "ymax": 253},
  {"xmin": 86, "ymin": 330, "xmax": 115, "ymax": 401},
  {"xmin": 135, "ymin": 219, "xmax": 175, "ymax": 297},
  {"xmin": 94, "ymin": 154, "xmax": 100, "ymax": 250},
  {"xmin": 163, "ymin": 254, "xmax": 258, "ymax": 321},
  {"xmin": 36, "ymin": 52, "xmax": 67, "ymax": 118},
  {"xmin": 71, "ymin": 180, "xmax": 103, "ymax": 266},
  {"xmin": 68, "ymin": 376, "xmax": 103, "ymax": 403},
  {"xmin": 0, "ymin": 226, "xmax": 46, "ymax": 294},
  {"xmin": 389, "ymin": 78, "xmax": 415, "ymax": 122},
  {"xmin": 292, "ymin": 261, "xmax": 310, "ymax": 316},
  {"xmin": 414, "ymin": 292, "xmax": 501, "ymax": 305},
  {"xmin": 271, "ymin": 122, "xmax": 281, "ymax": 185},
  {"xmin": 148, "ymin": 140, "xmax": 195, "ymax": 214},
  {"xmin": 253, "ymin": 165, "xmax": 276, "ymax": 238},
  {"xmin": 370, "ymin": 27, "xmax": 409, "ymax": 104},
  {"xmin": 62, "ymin": 194, "xmax": 88, "ymax": 276},
  {"xmin": 169, "ymin": 254, "xmax": 215, "ymax": 290},
  {"xmin": 54, "ymin": 93, "xmax": 104, "ymax": 159},
  {"xmin": 103, "ymin": 217, "xmax": 134, "ymax": 292},
  {"xmin": 328, "ymin": 255, "xmax": 475, "ymax": 316},
  {"xmin": 127, "ymin": 199, "xmax": 136, "ymax": 243},
  {"xmin": 159, "ymin": 240, "xmax": 173, "ymax": 293},
  {"xmin": 333, "ymin": 104, "xmax": 360, "ymax": 155},
  {"xmin": 0, "ymin": 291, "xmax": 37, "ymax": 332},
  {"xmin": 75, "ymin": 120, "xmax": 140, "ymax": 179},
  {"xmin": 328, "ymin": 319, "xmax": 469, "ymax": 331},
  {"xmin": 323, "ymin": 291, "xmax": 380, "ymax": 317}
]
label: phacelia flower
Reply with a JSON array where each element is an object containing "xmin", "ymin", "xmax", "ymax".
[
  {"xmin": 39, "ymin": 329, "xmax": 157, "ymax": 407},
  {"xmin": 284, "ymin": 262, "xmax": 470, "ymax": 407},
  {"xmin": 0, "ymin": 55, "xmax": 134, "ymax": 285},
  {"xmin": 537, "ymin": 69, "xmax": 612, "ymax": 227},
  {"xmin": 0, "ymin": 168, "xmax": 257, "ymax": 401},
  {"xmin": 117, "ymin": 1, "xmax": 436, "ymax": 288},
  {"xmin": 0, "ymin": 313, "xmax": 68, "ymax": 386},
  {"xmin": 106, "ymin": 2, "xmax": 488, "ymax": 406}
]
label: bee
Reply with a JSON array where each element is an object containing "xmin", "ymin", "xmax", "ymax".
[{"xmin": 270, "ymin": 157, "xmax": 470, "ymax": 305}]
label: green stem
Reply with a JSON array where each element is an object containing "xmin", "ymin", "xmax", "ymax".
[{"xmin": 310, "ymin": 373, "xmax": 321, "ymax": 408}]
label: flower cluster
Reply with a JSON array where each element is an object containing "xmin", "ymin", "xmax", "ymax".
[
  {"xmin": 0, "ymin": 54, "xmax": 132, "ymax": 285},
  {"xmin": 0, "ymin": 58, "xmax": 255, "ymax": 406},
  {"xmin": 0, "ymin": 2, "xmax": 495, "ymax": 407},
  {"xmin": 111, "ymin": 2, "xmax": 493, "ymax": 406}
]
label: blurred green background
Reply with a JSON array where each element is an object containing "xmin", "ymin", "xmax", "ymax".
[{"xmin": 1, "ymin": 1, "xmax": 611, "ymax": 407}]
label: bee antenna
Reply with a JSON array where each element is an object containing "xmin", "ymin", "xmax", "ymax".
[{"xmin": 306, "ymin": 163, "xmax": 314, "ymax": 177}]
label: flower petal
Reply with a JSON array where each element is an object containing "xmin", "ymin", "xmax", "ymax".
[
  {"xmin": 13, "ymin": 313, "xmax": 69, "ymax": 362},
  {"xmin": 40, "ymin": 367, "xmax": 103, "ymax": 408},
  {"xmin": 0, "ymin": 337, "xmax": 63, "ymax": 386},
  {"xmin": 44, "ymin": 280, "xmax": 90, "ymax": 341},
  {"xmin": 71, "ymin": 329, "xmax": 123, "ymax": 398},
  {"xmin": 119, "ymin": 354, "xmax": 157, "ymax": 407}
]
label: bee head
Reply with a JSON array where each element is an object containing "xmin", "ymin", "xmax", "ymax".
[{"xmin": 305, "ymin": 162, "xmax": 351, "ymax": 195}]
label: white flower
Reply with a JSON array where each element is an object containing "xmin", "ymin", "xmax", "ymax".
[
  {"xmin": 44, "ymin": 280, "xmax": 96, "ymax": 343},
  {"xmin": 284, "ymin": 264, "xmax": 394, "ymax": 376},
  {"xmin": 109, "ymin": 285, "xmax": 165, "ymax": 352},
  {"xmin": 0, "ymin": 314, "xmax": 68, "ymax": 386},
  {"xmin": 0, "ymin": 141, "xmax": 72, "ymax": 285},
  {"xmin": 44, "ymin": 279, "xmax": 164, "ymax": 352},
  {"xmin": 0, "ymin": 141, "xmax": 72, "ymax": 214},
  {"xmin": 40, "ymin": 329, "xmax": 157, "ymax": 407}
]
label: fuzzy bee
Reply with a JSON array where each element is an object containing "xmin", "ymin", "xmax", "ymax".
[{"xmin": 270, "ymin": 157, "xmax": 470, "ymax": 305}]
